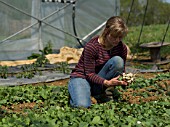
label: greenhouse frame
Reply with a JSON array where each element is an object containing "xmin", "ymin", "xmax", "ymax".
[{"xmin": 0, "ymin": 0, "xmax": 120, "ymax": 60}]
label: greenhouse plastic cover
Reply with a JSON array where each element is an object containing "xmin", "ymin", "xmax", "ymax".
[{"xmin": 0, "ymin": 0, "xmax": 120, "ymax": 60}]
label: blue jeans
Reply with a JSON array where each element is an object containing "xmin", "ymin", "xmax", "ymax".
[{"xmin": 68, "ymin": 56, "xmax": 124, "ymax": 108}]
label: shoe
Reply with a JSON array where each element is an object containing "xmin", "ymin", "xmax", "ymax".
[
  {"xmin": 105, "ymin": 87, "xmax": 121, "ymax": 102},
  {"xmin": 93, "ymin": 94, "xmax": 113, "ymax": 103},
  {"xmin": 91, "ymin": 96, "xmax": 97, "ymax": 104}
]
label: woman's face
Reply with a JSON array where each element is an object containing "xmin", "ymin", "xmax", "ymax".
[{"xmin": 106, "ymin": 33, "xmax": 122, "ymax": 47}]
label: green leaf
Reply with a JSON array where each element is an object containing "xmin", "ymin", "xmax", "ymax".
[
  {"xmin": 79, "ymin": 122, "xmax": 89, "ymax": 127},
  {"xmin": 25, "ymin": 117, "xmax": 31, "ymax": 125},
  {"xmin": 166, "ymin": 109, "xmax": 170, "ymax": 115},
  {"xmin": 91, "ymin": 116, "xmax": 101, "ymax": 124}
]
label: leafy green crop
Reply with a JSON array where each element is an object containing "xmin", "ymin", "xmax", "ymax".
[{"xmin": 0, "ymin": 72, "xmax": 169, "ymax": 126}]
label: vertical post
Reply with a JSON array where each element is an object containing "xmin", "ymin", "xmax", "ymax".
[
  {"xmin": 115, "ymin": 0, "xmax": 120, "ymax": 16},
  {"xmin": 38, "ymin": 20, "xmax": 43, "ymax": 50},
  {"xmin": 31, "ymin": 0, "xmax": 43, "ymax": 50},
  {"xmin": 149, "ymin": 47, "xmax": 161, "ymax": 62}
]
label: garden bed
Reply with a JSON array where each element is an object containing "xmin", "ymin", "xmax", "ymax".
[
  {"xmin": 0, "ymin": 50, "xmax": 169, "ymax": 126},
  {"xmin": 0, "ymin": 70, "xmax": 169, "ymax": 126}
]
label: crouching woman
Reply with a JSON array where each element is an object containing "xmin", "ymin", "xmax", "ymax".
[{"xmin": 68, "ymin": 16, "xmax": 128, "ymax": 108}]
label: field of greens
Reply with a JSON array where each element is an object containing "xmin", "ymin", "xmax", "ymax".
[
  {"xmin": 0, "ymin": 72, "xmax": 169, "ymax": 127},
  {"xmin": 0, "ymin": 24, "xmax": 170, "ymax": 127}
]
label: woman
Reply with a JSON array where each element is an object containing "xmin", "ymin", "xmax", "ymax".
[{"xmin": 68, "ymin": 16, "xmax": 128, "ymax": 108}]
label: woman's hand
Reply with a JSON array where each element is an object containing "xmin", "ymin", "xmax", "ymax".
[{"xmin": 104, "ymin": 76, "xmax": 128, "ymax": 87}]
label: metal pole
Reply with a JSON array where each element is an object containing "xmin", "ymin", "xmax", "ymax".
[
  {"xmin": 82, "ymin": 21, "xmax": 106, "ymax": 41},
  {"xmin": 161, "ymin": 19, "xmax": 170, "ymax": 46},
  {"xmin": 126, "ymin": 0, "xmax": 134, "ymax": 25}
]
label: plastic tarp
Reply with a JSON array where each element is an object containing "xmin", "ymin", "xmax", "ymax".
[
  {"xmin": 0, "ymin": 72, "xmax": 70, "ymax": 86},
  {"xmin": 0, "ymin": 64, "xmax": 139, "ymax": 86},
  {"xmin": 0, "ymin": 0, "xmax": 120, "ymax": 60}
]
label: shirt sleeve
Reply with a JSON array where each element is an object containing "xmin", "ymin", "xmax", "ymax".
[{"xmin": 83, "ymin": 41, "xmax": 105, "ymax": 85}]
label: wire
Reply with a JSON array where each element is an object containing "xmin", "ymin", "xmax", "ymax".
[
  {"xmin": 128, "ymin": 0, "xmax": 149, "ymax": 61},
  {"xmin": 137, "ymin": 0, "xmax": 149, "ymax": 47},
  {"xmin": 126, "ymin": 0, "xmax": 134, "ymax": 25},
  {"xmin": 72, "ymin": 1, "xmax": 84, "ymax": 48},
  {"xmin": 161, "ymin": 18, "xmax": 170, "ymax": 46}
]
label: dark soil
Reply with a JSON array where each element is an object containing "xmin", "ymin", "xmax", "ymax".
[{"xmin": 121, "ymin": 79, "xmax": 170, "ymax": 104}]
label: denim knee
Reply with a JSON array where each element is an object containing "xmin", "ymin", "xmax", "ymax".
[
  {"xmin": 68, "ymin": 78, "xmax": 91, "ymax": 108},
  {"xmin": 110, "ymin": 56, "xmax": 124, "ymax": 72},
  {"xmin": 98, "ymin": 56, "xmax": 124, "ymax": 79}
]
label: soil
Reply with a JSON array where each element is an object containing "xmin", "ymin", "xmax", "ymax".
[
  {"xmin": 33, "ymin": 78, "xmax": 70, "ymax": 86},
  {"xmin": 1, "ymin": 72, "xmax": 169, "ymax": 114},
  {"xmin": 1, "ymin": 55, "xmax": 170, "ymax": 113},
  {"xmin": 121, "ymin": 82, "xmax": 166, "ymax": 104}
]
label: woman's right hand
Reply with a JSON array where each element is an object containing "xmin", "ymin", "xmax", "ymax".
[{"xmin": 104, "ymin": 76, "xmax": 128, "ymax": 87}]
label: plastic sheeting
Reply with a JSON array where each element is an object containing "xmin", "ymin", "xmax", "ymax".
[
  {"xmin": 0, "ymin": 63, "xmax": 73, "ymax": 86},
  {"xmin": 0, "ymin": 0, "xmax": 120, "ymax": 60},
  {"xmin": 0, "ymin": 72, "xmax": 70, "ymax": 86},
  {"xmin": 0, "ymin": 65, "xmax": 147, "ymax": 86}
]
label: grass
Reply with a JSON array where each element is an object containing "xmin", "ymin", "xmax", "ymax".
[{"xmin": 124, "ymin": 24, "xmax": 170, "ymax": 57}]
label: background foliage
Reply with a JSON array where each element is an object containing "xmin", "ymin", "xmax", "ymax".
[
  {"xmin": 120, "ymin": 0, "xmax": 170, "ymax": 26},
  {"xmin": 119, "ymin": 0, "xmax": 170, "ymax": 57}
]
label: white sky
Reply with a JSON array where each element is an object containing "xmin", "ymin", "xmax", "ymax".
[{"xmin": 165, "ymin": 0, "xmax": 170, "ymax": 3}]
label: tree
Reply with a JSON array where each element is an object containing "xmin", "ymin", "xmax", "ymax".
[{"xmin": 120, "ymin": 0, "xmax": 170, "ymax": 26}]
